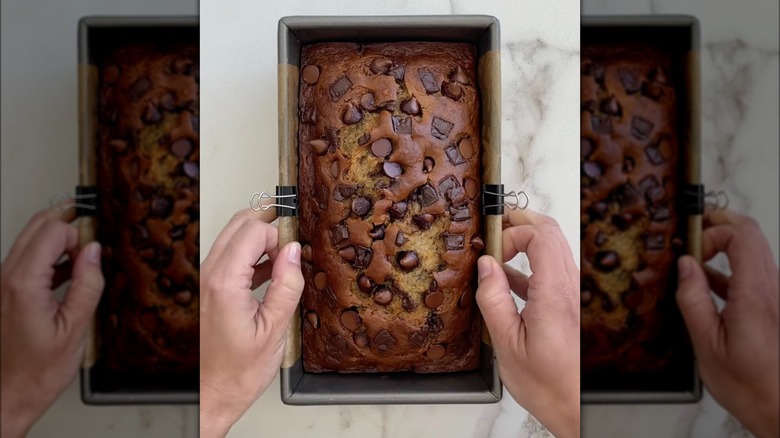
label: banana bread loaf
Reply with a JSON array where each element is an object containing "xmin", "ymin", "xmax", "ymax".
[
  {"xmin": 97, "ymin": 43, "xmax": 200, "ymax": 373},
  {"xmin": 298, "ymin": 42, "xmax": 483, "ymax": 373}
]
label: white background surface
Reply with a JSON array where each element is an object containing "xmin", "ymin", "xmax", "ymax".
[{"xmin": 199, "ymin": 0, "xmax": 579, "ymax": 437}]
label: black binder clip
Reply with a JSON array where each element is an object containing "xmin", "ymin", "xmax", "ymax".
[
  {"xmin": 250, "ymin": 186, "xmax": 298, "ymax": 217},
  {"xmin": 482, "ymin": 184, "xmax": 529, "ymax": 216},
  {"xmin": 50, "ymin": 186, "xmax": 98, "ymax": 217}
]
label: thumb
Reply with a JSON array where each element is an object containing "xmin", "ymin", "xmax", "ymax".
[
  {"xmin": 476, "ymin": 256, "xmax": 522, "ymax": 348},
  {"xmin": 676, "ymin": 255, "xmax": 720, "ymax": 352},
  {"xmin": 259, "ymin": 242, "xmax": 304, "ymax": 333},
  {"xmin": 61, "ymin": 242, "xmax": 104, "ymax": 334}
]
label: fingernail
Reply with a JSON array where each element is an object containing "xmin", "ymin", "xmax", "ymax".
[
  {"xmin": 87, "ymin": 242, "xmax": 101, "ymax": 265},
  {"xmin": 287, "ymin": 242, "xmax": 301, "ymax": 265},
  {"xmin": 478, "ymin": 256, "xmax": 493, "ymax": 281},
  {"xmin": 678, "ymin": 257, "xmax": 692, "ymax": 280}
]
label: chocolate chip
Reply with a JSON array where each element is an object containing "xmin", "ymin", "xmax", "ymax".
[
  {"xmin": 183, "ymin": 161, "xmax": 199, "ymax": 179},
  {"xmin": 302, "ymin": 65, "xmax": 320, "ymax": 84},
  {"xmin": 329, "ymin": 223, "xmax": 350, "ymax": 244},
  {"xmin": 360, "ymin": 92, "xmax": 377, "ymax": 111},
  {"xmin": 342, "ymin": 103, "xmax": 362, "ymax": 125},
  {"xmin": 426, "ymin": 344, "xmax": 446, "ymax": 359},
  {"xmin": 161, "ymin": 92, "xmax": 177, "ymax": 111},
  {"xmin": 429, "ymin": 279, "xmax": 438, "ymax": 292},
  {"xmin": 443, "ymin": 82, "xmax": 463, "ymax": 100},
  {"xmin": 595, "ymin": 251, "xmax": 620, "ymax": 272},
  {"xmin": 142, "ymin": 104, "xmax": 162, "ymax": 124},
  {"xmin": 595, "ymin": 231, "xmax": 606, "ymax": 246},
  {"xmin": 109, "ymin": 139, "xmax": 128, "ymax": 154},
  {"xmin": 444, "ymin": 145, "xmax": 466, "ymax": 166},
  {"xmin": 581, "ymin": 138, "xmax": 593, "ymax": 158},
  {"xmin": 389, "ymin": 201, "xmax": 408, "ymax": 219},
  {"xmin": 330, "ymin": 76, "xmax": 352, "ymax": 102},
  {"xmin": 459, "ymin": 138, "xmax": 475, "ymax": 160},
  {"xmin": 353, "ymin": 332, "xmax": 369, "ymax": 348},
  {"xmin": 392, "ymin": 115, "xmax": 412, "ymax": 134},
  {"xmin": 418, "ymin": 68, "xmax": 440, "ymax": 93},
  {"xmin": 340, "ymin": 309, "xmax": 361, "ymax": 331},
  {"xmin": 612, "ymin": 213, "xmax": 634, "ymax": 231},
  {"xmin": 329, "ymin": 161, "xmax": 340, "ymax": 179},
  {"xmin": 157, "ymin": 274, "xmax": 173, "ymax": 291},
  {"xmin": 465, "ymin": 178, "xmax": 479, "ymax": 199},
  {"xmin": 305, "ymin": 311, "xmax": 319, "ymax": 328},
  {"xmin": 645, "ymin": 233, "xmax": 665, "ymax": 250},
  {"xmin": 395, "ymin": 231, "xmax": 407, "ymax": 246},
  {"xmin": 314, "ymin": 272, "xmax": 328, "ymax": 290},
  {"xmin": 618, "ymin": 68, "xmax": 641, "ymax": 93},
  {"xmin": 631, "ymin": 116, "xmax": 654, "ymax": 140},
  {"xmin": 302, "ymin": 244, "xmax": 313, "ymax": 262},
  {"xmin": 339, "ymin": 245, "xmax": 356, "ymax": 262},
  {"xmin": 358, "ymin": 275, "xmax": 375, "ymax": 293},
  {"xmin": 589, "ymin": 201, "xmax": 608, "ymax": 220},
  {"xmin": 590, "ymin": 114, "xmax": 612, "ymax": 135},
  {"xmin": 300, "ymin": 106, "xmax": 317, "ymax": 125},
  {"xmin": 370, "ymin": 58, "xmax": 392, "ymax": 74},
  {"xmin": 371, "ymin": 138, "xmax": 392, "ymax": 158},
  {"xmin": 351, "ymin": 196, "xmax": 372, "ymax": 217},
  {"xmin": 398, "ymin": 251, "xmax": 420, "ymax": 270},
  {"xmin": 368, "ymin": 224, "xmax": 385, "ymax": 240},
  {"xmin": 424, "ymin": 291, "xmax": 444, "ymax": 309},
  {"xmin": 374, "ymin": 329, "xmax": 396, "ymax": 352},
  {"xmin": 642, "ymin": 81, "xmax": 664, "ymax": 99},
  {"xmin": 582, "ymin": 161, "xmax": 602, "ymax": 179},
  {"xmin": 423, "ymin": 157, "xmax": 435, "ymax": 173},
  {"xmin": 413, "ymin": 214, "xmax": 435, "ymax": 230},
  {"xmin": 131, "ymin": 76, "xmax": 152, "ymax": 100},
  {"xmin": 449, "ymin": 205, "xmax": 470, "ymax": 222},
  {"xmin": 103, "ymin": 65, "xmax": 121, "ymax": 84},
  {"xmin": 333, "ymin": 184, "xmax": 358, "ymax": 201},
  {"xmin": 600, "ymin": 96, "xmax": 621, "ymax": 116},
  {"xmin": 419, "ymin": 183, "xmax": 439, "ymax": 206},
  {"xmin": 401, "ymin": 97, "xmax": 421, "ymax": 116},
  {"xmin": 170, "ymin": 224, "xmax": 186, "ymax": 240},
  {"xmin": 373, "ymin": 286, "xmax": 393, "ymax": 305},
  {"xmin": 383, "ymin": 162, "xmax": 403, "ymax": 178},
  {"xmin": 431, "ymin": 117, "xmax": 454, "ymax": 140},
  {"xmin": 443, "ymin": 233, "xmax": 465, "ymax": 250},
  {"xmin": 581, "ymin": 289, "xmax": 592, "ymax": 305},
  {"xmin": 174, "ymin": 290, "xmax": 192, "ymax": 305},
  {"xmin": 308, "ymin": 139, "xmax": 328, "ymax": 155},
  {"xmin": 151, "ymin": 197, "xmax": 172, "ymax": 217},
  {"xmin": 623, "ymin": 290, "xmax": 643, "ymax": 309},
  {"xmin": 458, "ymin": 290, "xmax": 472, "ymax": 308},
  {"xmin": 471, "ymin": 236, "xmax": 485, "ymax": 251},
  {"xmin": 171, "ymin": 138, "xmax": 193, "ymax": 158},
  {"xmin": 353, "ymin": 246, "xmax": 373, "ymax": 269},
  {"xmin": 592, "ymin": 65, "xmax": 605, "ymax": 82},
  {"xmin": 388, "ymin": 64, "xmax": 405, "ymax": 81},
  {"xmin": 450, "ymin": 66, "xmax": 470, "ymax": 84}
]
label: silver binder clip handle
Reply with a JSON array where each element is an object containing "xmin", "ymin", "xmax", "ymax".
[
  {"xmin": 250, "ymin": 191, "xmax": 297, "ymax": 212},
  {"xmin": 705, "ymin": 190, "xmax": 729, "ymax": 210},
  {"xmin": 49, "ymin": 192, "xmax": 97, "ymax": 211},
  {"xmin": 484, "ymin": 189, "xmax": 530, "ymax": 211}
]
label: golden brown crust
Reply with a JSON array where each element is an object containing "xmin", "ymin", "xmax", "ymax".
[
  {"xmin": 298, "ymin": 42, "xmax": 482, "ymax": 373},
  {"xmin": 97, "ymin": 44, "xmax": 199, "ymax": 373}
]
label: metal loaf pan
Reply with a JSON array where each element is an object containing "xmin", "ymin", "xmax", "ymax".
[{"xmin": 277, "ymin": 15, "xmax": 503, "ymax": 405}]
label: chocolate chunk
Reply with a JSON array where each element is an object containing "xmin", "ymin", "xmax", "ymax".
[
  {"xmin": 379, "ymin": 100, "xmax": 397, "ymax": 111},
  {"xmin": 471, "ymin": 236, "xmax": 485, "ymax": 251},
  {"xmin": 427, "ymin": 313, "xmax": 444, "ymax": 333},
  {"xmin": 623, "ymin": 156, "xmax": 635, "ymax": 173},
  {"xmin": 342, "ymin": 103, "xmax": 362, "ymax": 125},
  {"xmin": 302, "ymin": 65, "xmax": 320, "ymax": 84},
  {"xmin": 371, "ymin": 58, "xmax": 392, "ymax": 74},
  {"xmin": 353, "ymin": 332, "xmax": 369, "ymax": 348},
  {"xmin": 612, "ymin": 184, "xmax": 640, "ymax": 206},
  {"xmin": 623, "ymin": 290, "xmax": 643, "ymax": 309},
  {"xmin": 590, "ymin": 114, "xmax": 612, "ymax": 135},
  {"xmin": 439, "ymin": 175, "xmax": 459, "ymax": 196},
  {"xmin": 368, "ymin": 224, "xmax": 385, "ymax": 240},
  {"xmin": 581, "ymin": 138, "xmax": 593, "ymax": 158},
  {"xmin": 409, "ymin": 329, "xmax": 429, "ymax": 348},
  {"xmin": 413, "ymin": 214, "xmax": 435, "ymax": 230},
  {"xmin": 131, "ymin": 76, "xmax": 151, "ymax": 100},
  {"xmin": 351, "ymin": 196, "xmax": 372, "ymax": 217},
  {"xmin": 359, "ymin": 92, "xmax": 377, "ymax": 111},
  {"xmin": 339, "ymin": 245, "xmax": 356, "ymax": 262},
  {"xmin": 595, "ymin": 231, "xmax": 606, "ymax": 246},
  {"xmin": 388, "ymin": 64, "xmax": 405, "ymax": 81},
  {"xmin": 389, "ymin": 201, "xmax": 408, "ymax": 219},
  {"xmin": 171, "ymin": 138, "xmax": 193, "ymax": 158},
  {"xmin": 459, "ymin": 138, "xmax": 475, "ymax": 160},
  {"xmin": 353, "ymin": 246, "xmax": 373, "ymax": 269},
  {"xmin": 450, "ymin": 66, "xmax": 470, "ymax": 84},
  {"xmin": 358, "ymin": 133, "xmax": 371, "ymax": 145},
  {"xmin": 424, "ymin": 291, "xmax": 444, "ymax": 309},
  {"xmin": 582, "ymin": 161, "xmax": 602, "ymax": 179},
  {"xmin": 638, "ymin": 175, "xmax": 660, "ymax": 193},
  {"xmin": 401, "ymin": 296, "xmax": 416, "ymax": 312},
  {"xmin": 646, "ymin": 234, "xmax": 665, "ymax": 250},
  {"xmin": 316, "ymin": 185, "xmax": 329, "ymax": 209},
  {"xmin": 595, "ymin": 251, "xmax": 620, "ymax": 272},
  {"xmin": 333, "ymin": 184, "xmax": 358, "ymax": 201},
  {"xmin": 449, "ymin": 205, "xmax": 470, "ymax": 222},
  {"xmin": 618, "ymin": 68, "xmax": 641, "ymax": 93},
  {"xmin": 373, "ymin": 286, "xmax": 393, "ymax": 305},
  {"xmin": 444, "ymin": 145, "xmax": 466, "ymax": 165},
  {"xmin": 358, "ymin": 275, "xmax": 375, "ymax": 293},
  {"xmin": 110, "ymin": 139, "xmax": 128, "ymax": 154},
  {"xmin": 183, "ymin": 161, "xmax": 199, "ymax": 179},
  {"xmin": 142, "ymin": 104, "xmax": 162, "ymax": 124},
  {"xmin": 418, "ymin": 68, "xmax": 440, "ymax": 93},
  {"xmin": 642, "ymin": 81, "xmax": 664, "ymax": 100},
  {"xmin": 382, "ymin": 162, "xmax": 403, "ymax": 178},
  {"xmin": 340, "ymin": 309, "xmax": 361, "ymax": 331},
  {"xmin": 392, "ymin": 115, "xmax": 412, "ymax": 134},
  {"xmin": 300, "ymin": 106, "xmax": 317, "ymax": 125},
  {"xmin": 302, "ymin": 244, "xmax": 313, "ymax": 262},
  {"xmin": 443, "ymin": 233, "xmax": 465, "ymax": 250},
  {"xmin": 426, "ymin": 344, "xmax": 446, "ymax": 360},
  {"xmin": 371, "ymin": 138, "xmax": 393, "ymax": 158},
  {"xmin": 151, "ymin": 197, "xmax": 172, "ymax": 217},
  {"xmin": 419, "ymin": 183, "xmax": 439, "ymax": 206},
  {"xmin": 103, "ymin": 65, "xmax": 121, "ymax": 84},
  {"xmin": 395, "ymin": 231, "xmax": 407, "ymax": 246},
  {"xmin": 398, "ymin": 251, "xmax": 419, "ymax": 270},
  {"xmin": 443, "ymin": 82, "xmax": 463, "ymax": 100},
  {"xmin": 308, "ymin": 139, "xmax": 328, "ymax": 155},
  {"xmin": 401, "ymin": 97, "xmax": 421, "ymax": 116},
  {"xmin": 329, "ymin": 223, "xmax": 350, "ymax": 244},
  {"xmin": 431, "ymin": 117, "xmax": 454, "ymax": 140},
  {"xmin": 647, "ymin": 186, "xmax": 666, "ymax": 204},
  {"xmin": 170, "ymin": 224, "xmax": 186, "ymax": 240},
  {"xmin": 600, "ymin": 96, "xmax": 621, "ymax": 116},
  {"xmin": 314, "ymin": 272, "xmax": 328, "ymax": 290},
  {"xmin": 329, "ymin": 76, "xmax": 352, "ymax": 102},
  {"xmin": 423, "ymin": 157, "xmax": 435, "ymax": 173},
  {"xmin": 645, "ymin": 144, "xmax": 665, "ymax": 165},
  {"xmin": 631, "ymin": 116, "xmax": 654, "ymax": 140},
  {"xmin": 174, "ymin": 290, "xmax": 192, "ymax": 305},
  {"xmin": 328, "ymin": 335, "xmax": 350, "ymax": 355},
  {"xmin": 374, "ymin": 329, "xmax": 396, "ymax": 352}
]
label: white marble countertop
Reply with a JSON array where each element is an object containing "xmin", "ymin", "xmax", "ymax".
[
  {"xmin": 199, "ymin": 0, "xmax": 579, "ymax": 437},
  {"xmin": 581, "ymin": 0, "xmax": 779, "ymax": 437}
]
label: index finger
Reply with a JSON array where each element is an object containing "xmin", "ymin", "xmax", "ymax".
[
  {"xmin": 213, "ymin": 218, "xmax": 280, "ymax": 289},
  {"xmin": 207, "ymin": 208, "xmax": 278, "ymax": 261},
  {"xmin": 502, "ymin": 208, "xmax": 555, "ymax": 228},
  {"xmin": 7, "ymin": 205, "xmax": 77, "ymax": 262}
]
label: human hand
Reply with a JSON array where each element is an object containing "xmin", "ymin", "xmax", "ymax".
[
  {"xmin": 0, "ymin": 207, "xmax": 104, "ymax": 438},
  {"xmin": 676, "ymin": 209, "xmax": 779, "ymax": 438},
  {"xmin": 199, "ymin": 209, "xmax": 304, "ymax": 438},
  {"xmin": 475, "ymin": 209, "xmax": 580, "ymax": 438}
]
